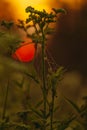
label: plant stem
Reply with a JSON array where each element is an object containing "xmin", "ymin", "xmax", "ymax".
[
  {"xmin": 41, "ymin": 29, "xmax": 47, "ymax": 130},
  {"xmin": 50, "ymin": 93, "xmax": 55, "ymax": 130},
  {"xmin": 2, "ymin": 80, "xmax": 9, "ymax": 120}
]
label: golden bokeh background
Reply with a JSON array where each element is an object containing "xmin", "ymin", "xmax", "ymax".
[
  {"xmin": 0, "ymin": 0, "xmax": 85, "ymax": 21},
  {"xmin": 0, "ymin": 1, "xmax": 87, "ymax": 125}
]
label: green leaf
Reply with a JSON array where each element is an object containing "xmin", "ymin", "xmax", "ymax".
[
  {"xmin": 24, "ymin": 72, "xmax": 39, "ymax": 84},
  {"xmin": 1, "ymin": 20, "xmax": 14, "ymax": 29},
  {"xmin": 54, "ymin": 105, "xmax": 60, "ymax": 112},
  {"xmin": 64, "ymin": 97, "xmax": 80, "ymax": 113},
  {"xmin": 29, "ymin": 106, "xmax": 43, "ymax": 118},
  {"xmin": 44, "ymin": 27, "xmax": 55, "ymax": 35},
  {"xmin": 35, "ymin": 100, "xmax": 43, "ymax": 108},
  {"xmin": 25, "ymin": 6, "xmax": 34, "ymax": 13},
  {"xmin": 12, "ymin": 76, "xmax": 25, "ymax": 88},
  {"xmin": 26, "ymin": 18, "xmax": 32, "ymax": 23},
  {"xmin": 52, "ymin": 8, "xmax": 66, "ymax": 14}
]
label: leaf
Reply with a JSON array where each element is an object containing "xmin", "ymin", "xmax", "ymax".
[
  {"xmin": 55, "ymin": 67, "xmax": 65, "ymax": 78},
  {"xmin": 64, "ymin": 97, "xmax": 80, "ymax": 113},
  {"xmin": 12, "ymin": 76, "xmax": 25, "ymax": 88},
  {"xmin": 25, "ymin": 6, "xmax": 34, "ymax": 13},
  {"xmin": 54, "ymin": 105, "xmax": 60, "ymax": 112},
  {"xmin": 24, "ymin": 72, "xmax": 39, "ymax": 84},
  {"xmin": 9, "ymin": 122, "xmax": 31, "ymax": 129},
  {"xmin": 1, "ymin": 20, "xmax": 14, "ymax": 29},
  {"xmin": 44, "ymin": 27, "xmax": 55, "ymax": 35},
  {"xmin": 46, "ymin": 112, "xmax": 50, "ymax": 119},
  {"xmin": 56, "ymin": 116, "xmax": 76, "ymax": 130},
  {"xmin": 26, "ymin": 18, "xmax": 32, "ymax": 23},
  {"xmin": 52, "ymin": 8, "xmax": 66, "ymax": 14},
  {"xmin": 35, "ymin": 100, "xmax": 43, "ymax": 108},
  {"xmin": 29, "ymin": 106, "xmax": 43, "ymax": 118},
  {"xmin": 0, "ymin": 119, "xmax": 31, "ymax": 129}
]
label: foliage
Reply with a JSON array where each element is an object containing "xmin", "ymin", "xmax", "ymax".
[{"xmin": 0, "ymin": 4, "xmax": 86, "ymax": 130}]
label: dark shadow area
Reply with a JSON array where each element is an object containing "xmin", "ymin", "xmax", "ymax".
[{"xmin": 49, "ymin": 3, "xmax": 87, "ymax": 76}]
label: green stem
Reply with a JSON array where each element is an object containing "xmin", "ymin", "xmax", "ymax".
[
  {"xmin": 41, "ymin": 29, "xmax": 47, "ymax": 130},
  {"xmin": 2, "ymin": 80, "xmax": 9, "ymax": 120}
]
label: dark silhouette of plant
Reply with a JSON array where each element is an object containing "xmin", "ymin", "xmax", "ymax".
[
  {"xmin": 1, "ymin": 5, "xmax": 87, "ymax": 130},
  {"xmin": 0, "ymin": 6, "xmax": 67, "ymax": 130},
  {"xmin": 16, "ymin": 6, "xmax": 66, "ymax": 130}
]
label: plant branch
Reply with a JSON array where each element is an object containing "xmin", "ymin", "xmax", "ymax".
[{"xmin": 2, "ymin": 80, "xmax": 9, "ymax": 120}]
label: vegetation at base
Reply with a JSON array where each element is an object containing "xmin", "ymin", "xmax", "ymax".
[{"xmin": 0, "ymin": 5, "xmax": 87, "ymax": 130}]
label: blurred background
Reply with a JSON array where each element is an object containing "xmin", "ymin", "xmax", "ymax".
[{"xmin": 0, "ymin": 0, "xmax": 87, "ymax": 122}]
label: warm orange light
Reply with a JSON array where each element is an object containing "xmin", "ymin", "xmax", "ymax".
[
  {"xmin": 12, "ymin": 42, "xmax": 35, "ymax": 62},
  {"xmin": 6, "ymin": 0, "xmax": 51, "ymax": 20},
  {"xmin": 4, "ymin": 0, "xmax": 84, "ymax": 23}
]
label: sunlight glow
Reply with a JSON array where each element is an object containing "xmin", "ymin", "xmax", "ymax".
[
  {"xmin": 6, "ymin": 0, "xmax": 51, "ymax": 20},
  {"xmin": 5, "ymin": 0, "xmax": 84, "ymax": 21}
]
